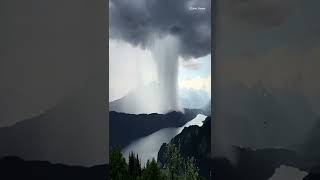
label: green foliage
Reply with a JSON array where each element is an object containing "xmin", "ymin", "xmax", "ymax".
[
  {"xmin": 140, "ymin": 159, "xmax": 167, "ymax": 180},
  {"xmin": 162, "ymin": 143, "xmax": 203, "ymax": 180},
  {"xmin": 110, "ymin": 149, "xmax": 167, "ymax": 180},
  {"xmin": 128, "ymin": 152, "xmax": 142, "ymax": 179},
  {"xmin": 164, "ymin": 143, "xmax": 184, "ymax": 180},
  {"xmin": 110, "ymin": 147, "xmax": 128, "ymax": 180},
  {"xmin": 185, "ymin": 157, "xmax": 199, "ymax": 180},
  {"xmin": 110, "ymin": 145, "xmax": 204, "ymax": 180}
]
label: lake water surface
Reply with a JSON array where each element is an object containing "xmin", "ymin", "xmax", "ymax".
[{"xmin": 122, "ymin": 114, "xmax": 207, "ymax": 165}]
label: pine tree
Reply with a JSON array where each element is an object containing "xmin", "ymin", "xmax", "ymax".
[
  {"xmin": 135, "ymin": 154, "xmax": 142, "ymax": 177},
  {"xmin": 140, "ymin": 158, "xmax": 166, "ymax": 180},
  {"xmin": 164, "ymin": 143, "xmax": 184, "ymax": 180},
  {"xmin": 185, "ymin": 157, "xmax": 199, "ymax": 180},
  {"xmin": 128, "ymin": 152, "xmax": 143, "ymax": 180},
  {"xmin": 128, "ymin": 152, "xmax": 135, "ymax": 178},
  {"xmin": 110, "ymin": 148, "xmax": 128, "ymax": 180}
]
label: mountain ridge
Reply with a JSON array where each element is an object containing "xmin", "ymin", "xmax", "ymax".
[
  {"xmin": 0, "ymin": 156, "xmax": 108, "ymax": 180},
  {"xmin": 158, "ymin": 116, "xmax": 211, "ymax": 178},
  {"xmin": 110, "ymin": 108, "xmax": 205, "ymax": 149}
]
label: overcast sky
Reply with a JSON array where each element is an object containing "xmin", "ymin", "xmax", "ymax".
[
  {"xmin": 109, "ymin": 39, "xmax": 211, "ymax": 102},
  {"xmin": 109, "ymin": 0, "xmax": 211, "ymax": 113}
]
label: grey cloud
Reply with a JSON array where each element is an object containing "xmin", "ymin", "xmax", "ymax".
[
  {"xmin": 109, "ymin": 0, "xmax": 211, "ymax": 59},
  {"xmin": 216, "ymin": 0, "xmax": 320, "ymax": 104},
  {"xmin": 220, "ymin": 0, "xmax": 301, "ymax": 28}
]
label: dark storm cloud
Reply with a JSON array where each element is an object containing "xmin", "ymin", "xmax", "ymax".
[{"xmin": 109, "ymin": 0, "xmax": 211, "ymax": 59}]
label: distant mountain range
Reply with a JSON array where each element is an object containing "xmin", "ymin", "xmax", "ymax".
[
  {"xmin": 110, "ymin": 108, "xmax": 206, "ymax": 149},
  {"xmin": 0, "ymin": 156, "xmax": 107, "ymax": 180},
  {"xmin": 211, "ymin": 146, "xmax": 320, "ymax": 180},
  {"xmin": 179, "ymin": 88, "xmax": 211, "ymax": 109},
  {"xmin": 109, "ymin": 82, "xmax": 210, "ymax": 114}
]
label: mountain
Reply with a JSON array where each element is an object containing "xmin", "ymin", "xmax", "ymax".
[
  {"xmin": 211, "ymin": 147, "xmax": 301, "ymax": 180},
  {"xmin": 179, "ymin": 88, "xmax": 211, "ymax": 110},
  {"xmin": 157, "ymin": 116, "xmax": 211, "ymax": 178},
  {"xmin": 155, "ymin": 113, "xmax": 320, "ymax": 179},
  {"xmin": 211, "ymin": 145, "xmax": 320, "ymax": 180},
  {"xmin": 110, "ymin": 109, "xmax": 204, "ymax": 149},
  {"xmin": 0, "ymin": 156, "xmax": 108, "ymax": 180},
  {"xmin": 211, "ymin": 82, "xmax": 320, "ymax": 179},
  {"xmin": 202, "ymin": 99, "xmax": 212, "ymax": 116},
  {"xmin": 216, "ymin": 82, "xmax": 316, "ymax": 149},
  {"xmin": 0, "ymin": 92, "xmax": 107, "ymax": 166},
  {"xmin": 109, "ymin": 82, "xmax": 210, "ymax": 114}
]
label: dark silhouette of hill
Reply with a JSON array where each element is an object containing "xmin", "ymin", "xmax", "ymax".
[
  {"xmin": 211, "ymin": 147, "xmax": 299, "ymax": 180},
  {"xmin": 304, "ymin": 173, "xmax": 320, "ymax": 180},
  {"xmin": 158, "ymin": 116, "xmax": 211, "ymax": 178},
  {"xmin": 0, "ymin": 156, "xmax": 108, "ymax": 180},
  {"xmin": 213, "ymin": 81, "xmax": 320, "ymax": 179},
  {"xmin": 110, "ymin": 109, "xmax": 203, "ymax": 149},
  {"xmin": 0, "ymin": 88, "xmax": 107, "ymax": 166},
  {"xmin": 211, "ymin": 146, "xmax": 320, "ymax": 180}
]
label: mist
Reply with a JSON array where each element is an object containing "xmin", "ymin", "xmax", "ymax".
[{"xmin": 151, "ymin": 35, "xmax": 183, "ymax": 113}]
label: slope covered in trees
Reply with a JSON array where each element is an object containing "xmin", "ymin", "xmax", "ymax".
[{"xmin": 110, "ymin": 145, "xmax": 203, "ymax": 180}]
